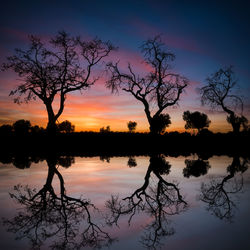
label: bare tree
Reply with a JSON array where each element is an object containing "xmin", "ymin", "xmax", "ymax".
[
  {"xmin": 200, "ymin": 66, "xmax": 248, "ymax": 133},
  {"xmin": 106, "ymin": 36, "xmax": 188, "ymax": 134},
  {"xmin": 2, "ymin": 31, "xmax": 115, "ymax": 133}
]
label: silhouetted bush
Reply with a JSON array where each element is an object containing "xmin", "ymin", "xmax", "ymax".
[
  {"xmin": 183, "ymin": 111, "xmax": 211, "ymax": 132},
  {"xmin": 58, "ymin": 120, "xmax": 75, "ymax": 133},
  {"xmin": 100, "ymin": 126, "xmax": 111, "ymax": 133},
  {"xmin": 127, "ymin": 121, "xmax": 137, "ymax": 133},
  {"xmin": 13, "ymin": 120, "xmax": 31, "ymax": 135},
  {"xmin": 0, "ymin": 124, "xmax": 13, "ymax": 135},
  {"xmin": 150, "ymin": 114, "xmax": 171, "ymax": 134}
]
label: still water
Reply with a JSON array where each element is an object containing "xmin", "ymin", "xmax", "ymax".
[{"xmin": 0, "ymin": 154, "xmax": 249, "ymax": 250}]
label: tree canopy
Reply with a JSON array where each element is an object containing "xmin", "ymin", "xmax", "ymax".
[
  {"xmin": 183, "ymin": 111, "xmax": 211, "ymax": 132},
  {"xmin": 58, "ymin": 120, "xmax": 75, "ymax": 133},
  {"xmin": 127, "ymin": 121, "xmax": 137, "ymax": 132}
]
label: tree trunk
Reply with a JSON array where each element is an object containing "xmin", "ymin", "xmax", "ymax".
[
  {"xmin": 45, "ymin": 158, "xmax": 57, "ymax": 188},
  {"xmin": 228, "ymin": 114, "xmax": 240, "ymax": 134},
  {"xmin": 231, "ymin": 121, "xmax": 240, "ymax": 134},
  {"xmin": 45, "ymin": 102, "xmax": 58, "ymax": 134},
  {"xmin": 222, "ymin": 105, "xmax": 240, "ymax": 134},
  {"xmin": 149, "ymin": 121, "xmax": 158, "ymax": 134}
]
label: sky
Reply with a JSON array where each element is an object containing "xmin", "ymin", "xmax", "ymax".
[{"xmin": 0, "ymin": 0, "xmax": 250, "ymax": 132}]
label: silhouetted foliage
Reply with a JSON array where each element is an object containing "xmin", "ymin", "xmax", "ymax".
[
  {"xmin": 12, "ymin": 155, "xmax": 32, "ymax": 169},
  {"xmin": 100, "ymin": 155, "xmax": 111, "ymax": 163},
  {"xmin": 0, "ymin": 124, "xmax": 13, "ymax": 135},
  {"xmin": 58, "ymin": 120, "xmax": 75, "ymax": 133},
  {"xmin": 13, "ymin": 119, "xmax": 31, "ymax": 135},
  {"xmin": 30, "ymin": 125, "xmax": 45, "ymax": 134},
  {"xmin": 2, "ymin": 31, "xmax": 115, "ymax": 133},
  {"xmin": 183, "ymin": 111, "xmax": 211, "ymax": 133},
  {"xmin": 127, "ymin": 156, "xmax": 137, "ymax": 167},
  {"xmin": 197, "ymin": 128, "xmax": 214, "ymax": 137},
  {"xmin": 57, "ymin": 155, "xmax": 75, "ymax": 168},
  {"xmin": 200, "ymin": 66, "xmax": 248, "ymax": 133},
  {"xmin": 106, "ymin": 35, "xmax": 188, "ymax": 134},
  {"xmin": 150, "ymin": 113, "xmax": 171, "ymax": 134},
  {"xmin": 2, "ymin": 156, "xmax": 114, "ymax": 249},
  {"xmin": 226, "ymin": 115, "xmax": 248, "ymax": 133},
  {"xmin": 0, "ymin": 128, "xmax": 249, "ymax": 155},
  {"xmin": 183, "ymin": 159, "xmax": 211, "ymax": 178},
  {"xmin": 100, "ymin": 126, "xmax": 111, "ymax": 133},
  {"xmin": 106, "ymin": 155, "xmax": 187, "ymax": 248},
  {"xmin": 127, "ymin": 121, "xmax": 137, "ymax": 132},
  {"xmin": 199, "ymin": 156, "xmax": 249, "ymax": 221}
]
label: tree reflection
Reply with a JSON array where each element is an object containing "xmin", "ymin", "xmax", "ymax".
[
  {"xmin": 2, "ymin": 156, "xmax": 113, "ymax": 249},
  {"xmin": 183, "ymin": 157, "xmax": 211, "ymax": 178},
  {"xmin": 127, "ymin": 156, "xmax": 137, "ymax": 168},
  {"xmin": 106, "ymin": 154, "xmax": 188, "ymax": 249},
  {"xmin": 199, "ymin": 156, "xmax": 249, "ymax": 221}
]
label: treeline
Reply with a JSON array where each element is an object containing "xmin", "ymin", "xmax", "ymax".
[
  {"xmin": 0, "ymin": 127, "xmax": 249, "ymax": 156},
  {"xmin": 1, "ymin": 109, "xmax": 250, "ymax": 136},
  {"xmin": 0, "ymin": 119, "xmax": 74, "ymax": 136}
]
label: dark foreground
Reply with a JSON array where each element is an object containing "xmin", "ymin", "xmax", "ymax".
[{"xmin": 0, "ymin": 131, "xmax": 249, "ymax": 157}]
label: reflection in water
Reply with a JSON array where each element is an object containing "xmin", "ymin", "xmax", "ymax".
[
  {"xmin": 1, "ymin": 154, "xmax": 249, "ymax": 249},
  {"xmin": 127, "ymin": 156, "xmax": 137, "ymax": 168},
  {"xmin": 106, "ymin": 155, "xmax": 188, "ymax": 249},
  {"xmin": 100, "ymin": 155, "xmax": 111, "ymax": 163},
  {"xmin": 183, "ymin": 157, "xmax": 211, "ymax": 178},
  {"xmin": 2, "ymin": 156, "xmax": 114, "ymax": 249},
  {"xmin": 199, "ymin": 156, "xmax": 249, "ymax": 221}
]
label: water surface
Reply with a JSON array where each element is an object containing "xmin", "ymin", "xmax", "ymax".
[{"xmin": 0, "ymin": 154, "xmax": 249, "ymax": 249}]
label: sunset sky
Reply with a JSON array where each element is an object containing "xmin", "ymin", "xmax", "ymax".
[{"xmin": 0, "ymin": 0, "xmax": 250, "ymax": 132}]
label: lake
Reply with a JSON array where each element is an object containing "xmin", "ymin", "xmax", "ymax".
[{"xmin": 0, "ymin": 154, "xmax": 249, "ymax": 249}]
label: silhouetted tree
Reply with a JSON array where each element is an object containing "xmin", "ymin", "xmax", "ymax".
[
  {"xmin": 57, "ymin": 155, "xmax": 75, "ymax": 168},
  {"xmin": 100, "ymin": 125, "xmax": 111, "ymax": 133},
  {"xmin": 106, "ymin": 155, "xmax": 187, "ymax": 248},
  {"xmin": 106, "ymin": 36, "xmax": 188, "ymax": 134},
  {"xmin": 2, "ymin": 31, "xmax": 115, "ymax": 133},
  {"xmin": 183, "ymin": 111, "xmax": 211, "ymax": 133},
  {"xmin": 150, "ymin": 113, "xmax": 171, "ymax": 134},
  {"xmin": 2, "ymin": 156, "xmax": 114, "ymax": 249},
  {"xmin": 200, "ymin": 66, "xmax": 248, "ymax": 133},
  {"xmin": 58, "ymin": 120, "xmax": 75, "ymax": 133},
  {"xmin": 226, "ymin": 115, "xmax": 248, "ymax": 133},
  {"xmin": 13, "ymin": 119, "xmax": 31, "ymax": 135},
  {"xmin": 127, "ymin": 121, "xmax": 137, "ymax": 133}
]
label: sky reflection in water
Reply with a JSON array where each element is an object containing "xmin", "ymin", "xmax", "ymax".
[{"xmin": 0, "ymin": 155, "xmax": 250, "ymax": 250}]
